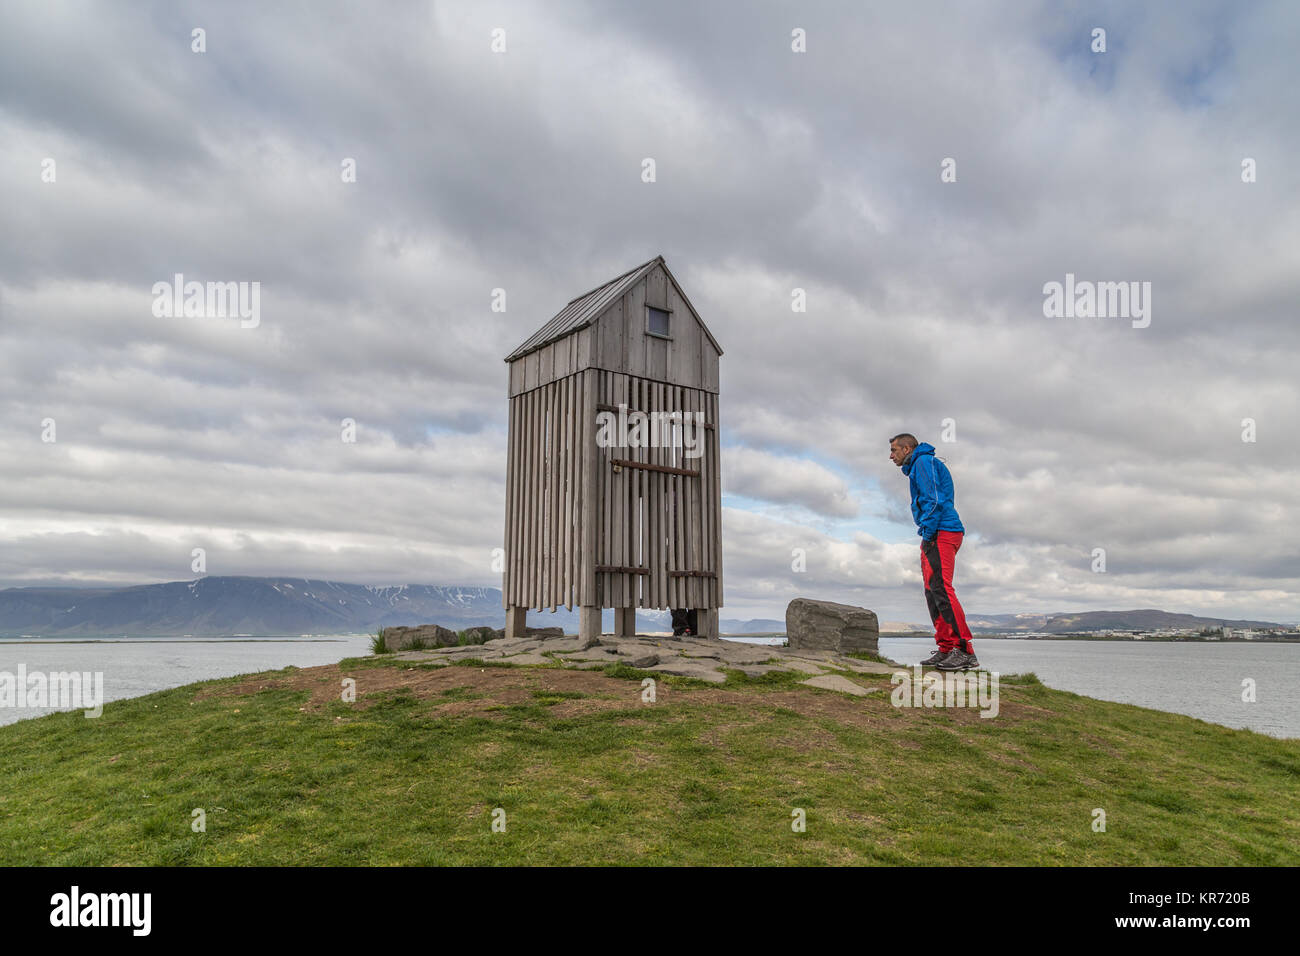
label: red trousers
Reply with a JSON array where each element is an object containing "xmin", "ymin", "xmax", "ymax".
[{"xmin": 921, "ymin": 531, "xmax": 975, "ymax": 653}]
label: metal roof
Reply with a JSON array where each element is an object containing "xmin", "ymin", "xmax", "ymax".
[{"xmin": 504, "ymin": 255, "xmax": 721, "ymax": 362}]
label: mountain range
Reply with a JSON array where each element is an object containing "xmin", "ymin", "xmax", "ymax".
[{"xmin": 0, "ymin": 576, "xmax": 1282, "ymax": 637}]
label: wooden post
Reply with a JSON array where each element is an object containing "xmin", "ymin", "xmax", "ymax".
[
  {"xmin": 579, "ymin": 605, "xmax": 601, "ymax": 647},
  {"xmin": 506, "ymin": 606, "xmax": 527, "ymax": 640},
  {"xmin": 615, "ymin": 606, "xmax": 636, "ymax": 639},
  {"xmin": 694, "ymin": 608, "xmax": 717, "ymax": 640}
]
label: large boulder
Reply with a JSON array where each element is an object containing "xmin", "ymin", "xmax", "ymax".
[
  {"xmin": 476, "ymin": 625, "xmax": 567, "ymax": 643},
  {"xmin": 461, "ymin": 626, "xmax": 498, "ymax": 645},
  {"xmin": 785, "ymin": 599, "xmax": 879, "ymax": 654},
  {"xmin": 380, "ymin": 624, "xmax": 459, "ymax": 651},
  {"xmin": 525, "ymin": 626, "xmax": 565, "ymax": 640}
]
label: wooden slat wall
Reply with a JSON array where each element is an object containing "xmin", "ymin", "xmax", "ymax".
[
  {"xmin": 671, "ymin": 383, "xmax": 684, "ymax": 608},
  {"xmin": 502, "ymin": 390, "xmax": 516, "ymax": 609},
  {"xmin": 531, "ymin": 386, "xmax": 542, "ymax": 608},
  {"xmin": 504, "ymin": 368, "xmax": 722, "ymax": 612},
  {"xmin": 503, "ymin": 373, "xmax": 582, "ymax": 611},
  {"xmin": 598, "ymin": 370, "xmax": 610, "ymax": 608},
  {"xmin": 686, "ymin": 387, "xmax": 698, "ymax": 608},
  {"xmin": 614, "ymin": 372, "xmax": 628, "ymax": 607},
  {"xmin": 580, "ymin": 368, "xmax": 597, "ymax": 606}
]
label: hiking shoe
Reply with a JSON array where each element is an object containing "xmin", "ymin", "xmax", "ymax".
[
  {"xmin": 919, "ymin": 648, "xmax": 949, "ymax": 666},
  {"xmin": 936, "ymin": 650, "xmax": 977, "ymax": 671}
]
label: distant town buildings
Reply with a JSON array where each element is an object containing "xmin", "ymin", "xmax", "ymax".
[
  {"xmin": 1019, "ymin": 626, "xmax": 1300, "ymax": 640},
  {"xmin": 988, "ymin": 624, "xmax": 1300, "ymax": 641}
]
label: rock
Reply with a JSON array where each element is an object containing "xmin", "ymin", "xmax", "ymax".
[
  {"xmin": 609, "ymin": 642, "xmax": 664, "ymax": 665},
  {"xmin": 785, "ymin": 599, "xmax": 880, "ymax": 654},
  {"xmin": 556, "ymin": 648, "xmax": 620, "ymax": 662},
  {"xmin": 707, "ymin": 644, "xmax": 777, "ymax": 665},
  {"xmin": 543, "ymin": 636, "xmax": 599, "ymax": 653},
  {"xmin": 679, "ymin": 650, "xmax": 724, "ymax": 662},
  {"xmin": 647, "ymin": 661, "xmax": 727, "ymax": 684},
  {"xmin": 732, "ymin": 664, "xmax": 782, "ymax": 677},
  {"xmin": 380, "ymin": 624, "xmax": 459, "ymax": 651},
  {"xmin": 485, "ymin": 626, "xmax": 564, "ymax": 641},
  {"xmin": 799, "ymin": 674, "xmax": 873, "ymax": 696},
  {"xmin": 390, "ymin": 653, "xmax": 451, "ymax": 665},
  {"xmin": 458, "ymin": 626, "xmax": 497, "ymax": 645},
  {"xmin": 611, "ymin": 642, "xmax": 665, "ymax": 658},
  {"xmin": 526, "ymin": 626, "xmax": 566, "ymax": 640},
  {"xmin": 778, "ymin": 659, "xmax": 826, "ymax": 674},
  {"xmin": 500, "ymin": 652, "xmax": 552, "ymax": 666},
  {"xmin": 784, "ymin": 647, "xmax": 839, "ymax": 659},
  {"xmin": 482, "ymin": 637, "xmax": 541, "ymax": 653},
  {"xmin": 414, "ymin": 646, "xmax": 505, "ymax": 661},
  {"xmin": 839, "ymin": 659, "xmax": 901, "ymax": 676}
]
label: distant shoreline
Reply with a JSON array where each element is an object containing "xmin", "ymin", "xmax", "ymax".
[
  {"xmin": 2, "ymin": 631, "xmax": 1296, "ymax": 644},
  {"xmin": 883, "ymin": 632, "xmax": 1300, "ymax": 643},
  {"xmin": 730, "ymin": 631, "xmax": 1300, "ymax": 643},
  {"xmin": 0, "ymin": 636, "xmax": 357, "ymax": 643}
]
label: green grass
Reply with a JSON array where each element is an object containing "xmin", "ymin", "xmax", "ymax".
[
  {"xmin": 0, "ymin": 656, "xmax": 1295, "ymax": 866},
  {"xmin": 844, "ymin": 650, "xmax": 899, "ymax": 666}
]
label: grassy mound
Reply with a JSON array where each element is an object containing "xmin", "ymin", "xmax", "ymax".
[{"xmin": 0, "ymin": 655, "xmax": 1295, "ymax": 865}]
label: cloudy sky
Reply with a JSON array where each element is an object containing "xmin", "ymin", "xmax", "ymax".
[{"xmin": 2, "ymin": 0, "xmax": 1297, "ymax": 625}]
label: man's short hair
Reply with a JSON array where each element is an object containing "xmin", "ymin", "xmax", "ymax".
[{"xmin": 890, "ymin": 433, "xmax": 918, "ymax": 450}]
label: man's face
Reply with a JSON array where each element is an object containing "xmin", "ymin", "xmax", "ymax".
[{"xmin": 889, "ymin": 440, "xmax": 914, "ymax": 467}]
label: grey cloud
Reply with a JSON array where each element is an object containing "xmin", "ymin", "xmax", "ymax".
[{"xmin": 0, "ymin": 0, "xmax": 1296, "ymax": 625}]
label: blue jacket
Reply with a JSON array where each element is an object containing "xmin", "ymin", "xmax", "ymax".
[{"xmin": 901, "ymin": 443, "xmax": 965, "ymax": 540}]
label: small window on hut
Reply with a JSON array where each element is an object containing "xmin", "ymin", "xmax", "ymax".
[{"xmin": 647, "ymin": 306, "xmax": 671, "ymax": 338}]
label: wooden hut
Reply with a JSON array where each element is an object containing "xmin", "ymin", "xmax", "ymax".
[{"xmin": 502, "ymin": 255, "xmax": 723, "ymax": 641}]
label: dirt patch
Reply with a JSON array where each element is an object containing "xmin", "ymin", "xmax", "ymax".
[
  {"xmin": 549, "ymin": 697, "xmax": 632, "ymax": 719},
  {"xmin": 985, "ymin": 749, "xmax": 1040, "ymax": 772},
  {"xmin": 699, "ymin": 721, "xmax": 745, "ymax": 749},
  {"xmin": 840, "ymin": 809, "xmax": 887, "ymax": 826},
  {"xmin": 774, "ymin": 725, "xmax": 839, "ymax": 753},
  {"xmin": 629, "ymin": 749, "xmax": 657, "ymax": 765},
  {"xmin": 1079, "ymin": 733, "xmax": 1124, "ymax": 758}
]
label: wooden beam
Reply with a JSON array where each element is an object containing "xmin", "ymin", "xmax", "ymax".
[{"xmin": 611, "ymin": 458, "xmax": 699, "ymax": 477}]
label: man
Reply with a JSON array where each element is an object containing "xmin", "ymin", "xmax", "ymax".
[{"xmin": 889, "ymin": 433, "xmax": 979, "ymax": 671}]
